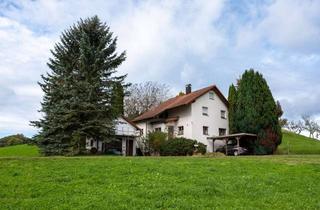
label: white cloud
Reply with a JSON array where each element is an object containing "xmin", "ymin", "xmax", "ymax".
[{"xmin": 0, "ymin": 0, "xmax": 319, "ymax": 137}]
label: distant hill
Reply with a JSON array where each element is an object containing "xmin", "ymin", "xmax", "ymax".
[{"xmin": 276, "ymin": 130, "xmax": 320, "ymax": 154}]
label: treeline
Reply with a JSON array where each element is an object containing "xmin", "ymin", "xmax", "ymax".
[{"xmin": 0, "ymin": 134, "xmax": 33, "ymax": 147}]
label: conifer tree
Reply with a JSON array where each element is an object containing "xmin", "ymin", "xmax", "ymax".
[
  {"xmin": 233, "ymin": 69, "xmax": 281, "ymax": 154},
  {"xmin": 32, "ymin": 16, "xmax": 128, "ymax": 155},
  {"xmin": 228, "ymin": 84, "xmax": 237, "ymax": 134}
]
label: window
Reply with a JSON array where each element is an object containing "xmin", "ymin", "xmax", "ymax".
[
  {"xmin": 203, "ymin": 126, "xmax": 209, "ymax": 135},
  {"xmin": 90, "ymin": 140, "xmax": 94, "ymax": 147},
  {"xmin": 209, "ymin": 91, "xmax": 214, "ymax": 100},
  {"xmin": 202, "ymin": 106, "xmax": 208, "ymax": 116},
  {"xmin": 154, "ymin": 127, "xmax": 161, "ymax": 132},
  {"xmin": 221, "ymin": 110, "xmax": 226, "ymax": 119},
  {"xmin": 219, "ymin": 128, "xmax": 226, "ymax": 136},
  {"xmin": 178, "ymin": 126, "xmax": 184, "ymax": 135},
  {"xmin": 140, "ymin": 129, "xmax": 144, "ymax": 135}
]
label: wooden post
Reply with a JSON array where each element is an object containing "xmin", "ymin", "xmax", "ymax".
[
  {"xmin": 212, "ymin": 140, "xmax": 215, "ymax": 152},
  {"xmin": 225, "ymin": 138, "xmax": 228, "ymax": 155},
  {"xmin": 236, "ymin": 137, "xmax": 240, "ymax": 156}
]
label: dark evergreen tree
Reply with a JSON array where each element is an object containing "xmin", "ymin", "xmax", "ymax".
[
  {"xmin": 31, "ymin": 16, "xmax": 128, "ymax": 155},
  {"xmin": 228, "ymin": 84, "xmax": 237, "ymax": 134},
  {"xmin": 233, "ymin": 69, "xmax": 282, "ymax": 154}
]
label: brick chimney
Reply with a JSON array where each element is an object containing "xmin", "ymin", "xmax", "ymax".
[{"xmin": 185, "ymin": 84, "xmax": 192, "ymax": 94}]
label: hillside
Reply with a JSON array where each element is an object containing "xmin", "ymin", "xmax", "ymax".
[
  {"xmin": 276, "ymin": 130, "xmax": 320, "ymax": 154},
  {"xmin": 0, "ymin": 144, "xmax": 39, "ymax": 157}
]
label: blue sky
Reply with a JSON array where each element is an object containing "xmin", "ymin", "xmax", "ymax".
[{"xmin": 0, "ymin": 0, "xmax": 320, "ymax": 137}]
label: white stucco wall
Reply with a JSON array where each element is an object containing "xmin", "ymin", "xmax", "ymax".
[
  {"xmin": 191, "ymin": 91, "xmax": 229, "ymax": 152},
  {"xmin": 134, "ymin": 89, "xmax": 229, "ymax": 153}
]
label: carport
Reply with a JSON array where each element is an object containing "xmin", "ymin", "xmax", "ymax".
[{"xmin": 207, "ymin": 133, "xmax": 257, "ymax": 155}]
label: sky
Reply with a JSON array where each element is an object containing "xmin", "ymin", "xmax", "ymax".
[{"xmin": 0, "ymin": 0, "xmax": 319, "ymax": 137}]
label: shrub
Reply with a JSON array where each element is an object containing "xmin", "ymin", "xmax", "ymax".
[
  {"xmin": 160, "ymin": 137, "xmax": 206, "ymax": 156},
  {"xmin": 146, "ymin": 131, "xmax": 167, "ymax": 155}
]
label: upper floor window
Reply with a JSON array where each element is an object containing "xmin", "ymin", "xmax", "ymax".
[
  {"xmin": 209, "ymin": 91, "xmax": 214, "ymax": 100},
  {"xmin": 202, "ymin": 106, "xmax": 208, "ymax": 116},
  {"xmin": 221, "ymin": 110, "xmax": 226, "ymax": 119},
  {"xmin": 203, "ymin": 126, "xmax": 209, "ymax": 135},
  {"xmin": 154, "ymin": 127, "xmax": 161, "ymax": 132},
  {"xmin": 178, "ymin": 126, "xmax": 184, "ymax": 135}
]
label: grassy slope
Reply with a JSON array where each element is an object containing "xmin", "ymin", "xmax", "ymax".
[
  {"xmin": 0, "ymin": 144, "xmax": 39, "ymax": 157},
  {"xmin": 277, "ymin": 131, "xmax": 320, "ymax": 154},
  {"xmin": 0, "ymin": 156, "xmax": 319, "ymax": 209}
]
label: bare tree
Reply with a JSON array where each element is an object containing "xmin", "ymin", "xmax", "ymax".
[
  {"xmin": 302, "ymin": 115, "xmax": 319, "ymax": 138},
  {"xmin": 286, "ymin": 120, "xmax": 304, "ymax": 134},
  {"xmin": 124, "ymin": 81, "xmax": 171, "ymax": 119}
]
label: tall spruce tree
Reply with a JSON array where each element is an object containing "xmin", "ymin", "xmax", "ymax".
[
  {"xmin": 233, "ymin": 69, "xmax": 281, "ymax": 154},
  {"xmin": 31, "ymin": 16, "xmax": 128, "ymax": 155}
]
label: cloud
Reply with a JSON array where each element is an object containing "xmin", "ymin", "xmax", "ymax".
[{"xmin": 0, "ymin": 0, "xmax": 319, "ymax": 137}]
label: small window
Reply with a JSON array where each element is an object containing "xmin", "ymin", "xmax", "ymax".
[
  {"xmin": 203, "ymin": 126, "xmax": 209, "ymax": 135},
  {"xmin": 209, "ymin": 91, "xmax": 214, "ymax": 100},
  {"xmin": 202, "ymin": 106, "xmax": 208, "ymax": 116},
  {"xmin": 154, "ymin": 127, "xmax": 161, "ymax": 132},
  {"xmin": 219, "ymin": 128, "xmax": 226, "ymax": 136},
  {"xmin": 141, "ymin": 129, "xmax": 144, "ymax": 135},
  {"xmin": 90, "ymin": 140, "xmax": 94, "ymax": 147},
  {"xmin": 221, "ymin": 110, "xmax": 226, "ymax": 119},
  {"xmin": 178, "ymin": 126, "xmax": 184, "ymax": 135}
]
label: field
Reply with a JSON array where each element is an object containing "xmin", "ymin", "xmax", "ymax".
[
  {"xmin": 0, "ymin": 144, "xmax": 39, "ymax": 157},
  {"xmin": 277, "ymin": 130, "xmax": 320, "ymax": 154},
  {"xmin": 0, "ymin": 133, "xmax": 320, "ymax": 209},
  {"xmin": 0, "ymin": 155, "xmax": 319, "ymax": 209}
]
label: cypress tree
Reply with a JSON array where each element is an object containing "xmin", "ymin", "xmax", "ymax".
[
  {"xmin": 234, "ymin": 69, "xmax": 281, "ymax": 154},
  {"xmin": 228, "ymin": 84, "xmax": 237, "ymax": 134},
  {"xmin": 31, "ymin": 16, "xmax": 128, "ymax": 155}
]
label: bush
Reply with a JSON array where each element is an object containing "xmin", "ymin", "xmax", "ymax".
[
  {"xmin": 146, "ymin": 131, "xmax": 167, "ymax": 155},
  {"xmin": 160, "ymin": 137, "xmax": 206, "ymax": 156}
]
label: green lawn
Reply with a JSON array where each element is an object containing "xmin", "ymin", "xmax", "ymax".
[
  {"xmin": 0, "ymin": 144, "xmax": 39, "ymax": 157},
  {"xmin": 277, "ymin": 130, "xmax": 320, "ymax": 154},
  {"xmin": 0, "ymin": 155, "xmax": 319, "ymax": 209}
]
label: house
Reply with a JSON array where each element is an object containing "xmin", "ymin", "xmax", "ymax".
[
  {"xmin": 132, "ymin": 84, "xmax": 229, "ymax": 152},
  {"xmin": 86, "ymin": 116, "xmax": 141, "ymax": 156}
]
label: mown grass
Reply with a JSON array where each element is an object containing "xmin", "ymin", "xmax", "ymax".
[
  {"xmin": 0, "ymin": 156, "xmax": 319, "ymax": 209},
  {"xmin": 0, "ymin": 144, "xmax": 39, "ymax": 157},
  {"xmin": 277, "ymin": 130, "xmax": 320, "ymax": 154}
]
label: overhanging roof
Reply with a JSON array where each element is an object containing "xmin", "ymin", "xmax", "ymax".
[{"xmin": 133, "ymin": 85, "xmax": 228, "ymax": 122}]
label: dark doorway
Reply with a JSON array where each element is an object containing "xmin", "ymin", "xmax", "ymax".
[
  {"xmin": 126, "ymin": 139, "xmax": 133, "ymax": 156},
  {"xmin": 168, "ymin": 126, "xmax": 174, "ymax": 138}
]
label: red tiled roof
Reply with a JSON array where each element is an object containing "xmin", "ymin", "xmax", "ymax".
[{"xmin": 132, "ymin": 85, "xmax": 228, "ymax": 122}]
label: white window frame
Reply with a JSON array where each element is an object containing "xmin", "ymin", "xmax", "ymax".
[
  {"xmin": 202, "ymin": 106, "xmax": 208, "ymax": 116},
  {"xmin": 203, "ymin": 126, "xmax": 209, "ymax": 135},
  {"xmin": 209, "ymin": 91, "xmax": 214, "ymax": 100},
  {"xmin": 178, "ymin": 126, "xmax": 184, "ymax": 135},
  {"xmin": 221, "ymin": 110, "xmax": 226, "ymax": 119}
]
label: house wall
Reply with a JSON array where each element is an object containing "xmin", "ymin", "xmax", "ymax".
[{"xmin": 191, "ymin": 91, "xmax": 229, "ymax": 152}]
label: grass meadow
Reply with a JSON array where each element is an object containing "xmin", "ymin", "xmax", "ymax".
[{"xmin": 0, "ymin": 132, "xmax": 319, "ymax": 209}]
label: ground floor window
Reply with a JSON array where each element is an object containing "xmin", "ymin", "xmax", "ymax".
[
  {"xmin": 219, "ymin": 128, "xmax": 227, "ymax": 136},
  {"xmin": 154, "ymin": 127, "xmax": 161, "ymax": 132},
  {"xmin": 203, "ymin": 126, "xmax": 209, "ymax": 135},
  {"xmin": 178, "ymin": 126, "xmax": 184, "ymax": 135}
]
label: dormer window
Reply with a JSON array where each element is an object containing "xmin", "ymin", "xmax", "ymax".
[{"xmin": 209, "ymin": 91, "xmax": 214, "ymax": 100}]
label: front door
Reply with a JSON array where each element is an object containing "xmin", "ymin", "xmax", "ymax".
[
  {"xmin": 168, "ymin": 126, "xmax": 174, "ymax": 138},
  {"xmin": 126, "ymin": 139, "xmax": 133, "ymax": 156}
]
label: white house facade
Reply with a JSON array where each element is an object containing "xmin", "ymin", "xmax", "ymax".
[
  {"xmin": 86, "ymin": 116, "xmax": 141, "ymax": 156},
  {"xmin": 133, "ymin": 84, "xmax": 229, "ymax": 152}
]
